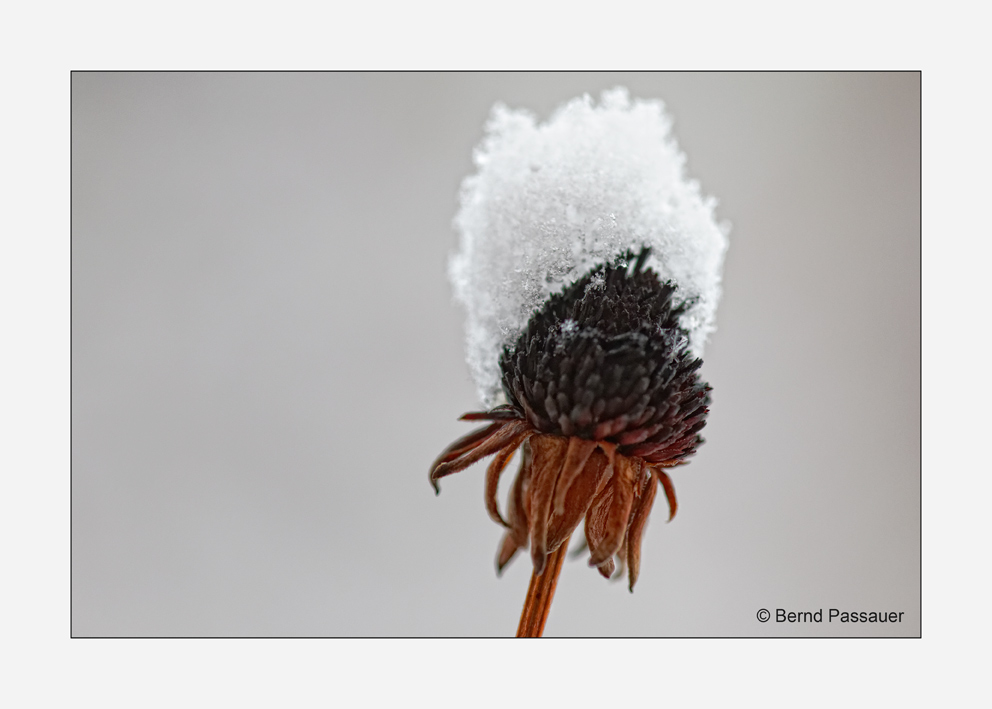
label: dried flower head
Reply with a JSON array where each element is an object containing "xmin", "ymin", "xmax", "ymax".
[
  {"xmin": 431, "ymin": 89, "xmax": 727, "ymax": 636},
  {"xmin": 431, "ymin": 247, "xmax": 707, "ymax": 585}
]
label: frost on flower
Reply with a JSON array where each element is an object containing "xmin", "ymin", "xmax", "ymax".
[{"xmin": 450, "ymin": 87, "xmax": 729, "ymax": 407}]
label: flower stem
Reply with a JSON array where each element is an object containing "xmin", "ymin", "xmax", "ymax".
[{"xmin": 516, "ymin": 534, "xmax": 571, "ymax": 637}]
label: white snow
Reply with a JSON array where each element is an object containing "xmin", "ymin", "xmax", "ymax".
[{"xmin": 450, "ymin": 87, "xmax": 730, "ymax": 407}]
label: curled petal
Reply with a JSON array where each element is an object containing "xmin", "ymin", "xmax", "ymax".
[
  {"xmin": 429, "ymin": 419, "xmax": 531, "ymax": 493},
  {"xmin": 656, "ymin": 468, "xmax": 678, "ymax": 521},
  {"xmin": 484, "ymin": 429, "xmax": 532, "ymax": 527},
  {"xmin": 626, "ymin": 467, "xmax": 659, "ymax": 591},
  {"xmin": 526, "ymin": 434, "xmax": 569, "ymax": 574},
  {"xmin": 429, "ymin": 421, "xmax": 503, "ymax": 472},
  {"xmin": 587, "ymin": 455, "xmax": 639, "ymax": 567}
]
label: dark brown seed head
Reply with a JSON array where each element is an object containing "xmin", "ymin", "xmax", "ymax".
[{"xmin": 499, "ymin": 248, "xmax": 711, "ymax": 464}]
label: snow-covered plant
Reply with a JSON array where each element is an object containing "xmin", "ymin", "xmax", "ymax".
[{"xmin": 431, "ymin": 88, "xmax": 729, "ymax": 637}]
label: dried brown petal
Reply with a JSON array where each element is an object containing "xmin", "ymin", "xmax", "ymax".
[
  {"xmin": 626, "ymin": 467, "xmax": 659, "ymax": 591},
  {"xmin": 584, "ymin": 470, "xmax": 615, "ymax": 566},
  {"xmin": 526, "ymin": 434, "xmax": 569, "ymax": 574},
  {"xmin": 656, "ymin": 468, "xmax": 678, "ymax": 521},
  {"xmin": 506, "ymin": 441, "xmax": 533, "ymax": 548},
  {"xmin": 546, "ymin": 447, "xmax": 611, "ymax": 553},
  {"xmin": 484, "ymin": 429, "xmax": 532, "ymax": 527},
  {"xmin": 430, "ymin": 419, "xmax": 531, "ymax": 492},
  {"xmin": 587, "ymin": 455, "xmax": 639, "ymax": 567},
  {"xmin": 429, "ymin": 421, "xmax": 504, "ymax": 472},
  {"xmin": 552, "ymin": 437, "xmax": 599, "ymax": 515}
]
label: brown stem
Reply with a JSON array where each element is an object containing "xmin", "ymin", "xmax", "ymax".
[{"xmin": 516, "ymin": 534, "xmax": 571, "ymax": 638}]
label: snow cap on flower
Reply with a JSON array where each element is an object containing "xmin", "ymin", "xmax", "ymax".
[{"xmin": 451, "ymin": 87, "xmax": 729, "ymax": 406}]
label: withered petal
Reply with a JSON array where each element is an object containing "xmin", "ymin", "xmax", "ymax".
[
  {"xmin": 526, "ymin": 434, "xmax": 569, "ymax": 575},
  {"xmin": 546, "ymin": 448, "xmax": 610, "ymax": 554},
  {"xmin": 552, "ymin": 437, "xmax": 599, "ymax": 515},
  {"xmin": 626, "ymin": 466, "xmax": 659, "ymax": 591},
  {"xmin": 506, "ymin": 442, "xmax": 533, "ymax": 548},
  {"xmin": 484, "ymin": 429, "xmax": 532, "ymax": 527},
  {"xmin": 430, "ymin": 419, "xmax": 531, "ymax": 493},
  {"xmin": 429, "ymin": 421, "xmax": 504, "ymax": 472},
  {"xmin": 584, "ymin": 473, "xmax": 615, "ymax": 568},
  {"xmin": 656, "ymin": 468, "xmax": 678, "ymax": 521},
  {"xmin": 587, "ymin": 455, "xmax": 639, "ymax": 567}
]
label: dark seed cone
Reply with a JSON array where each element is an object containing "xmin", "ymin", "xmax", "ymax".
[
  {"xmin": 429, "ymin": 247, "xmax": 708, "ymax": 597},
  {"xmin": 500, "ymin": 248, "xmax": 711, "ymax": 463}
]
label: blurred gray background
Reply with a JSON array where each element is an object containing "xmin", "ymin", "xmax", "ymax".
[{"xmin": 72, "ymin": 72, "xmax": 920, "ymax": 637}]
